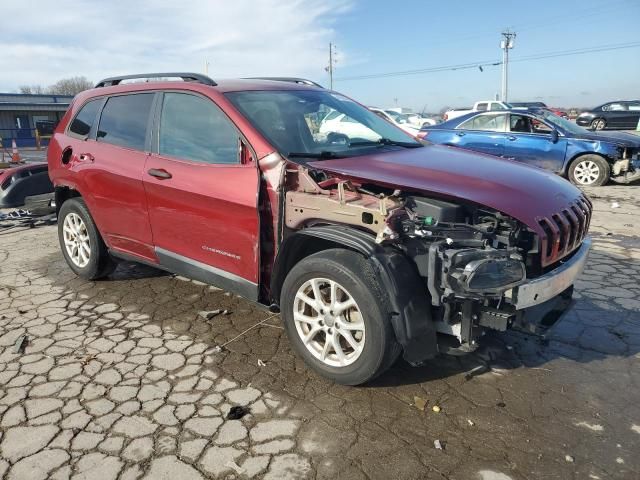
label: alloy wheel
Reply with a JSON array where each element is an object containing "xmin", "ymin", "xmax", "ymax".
[
  {"xmin": 293, "ymin": 278, "xmax": 365, "ymax": 367},
  {"xmin": 573, "ymin": 160, "xmax": 600, "ymax": 185},
  {"xmin": 62, "ymin": 212, "xmax": 91, "ymax": 268},
  {"xmin": 592, "ymin": 119, "xmax": 606, "ymax": 130}
]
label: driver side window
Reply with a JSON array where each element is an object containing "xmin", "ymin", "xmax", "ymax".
[
  {"xmin": 458, "ymin": 114, "xmax": 506, "ymax": 132},
  {"xmin": 159, "ymin": 93, "xmax": 239, "ymax": 164}
]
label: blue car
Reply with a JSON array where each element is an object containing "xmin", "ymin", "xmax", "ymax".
[{"xmin": 420, "ymin": 109, "xmax": 640, "ymax": 186}]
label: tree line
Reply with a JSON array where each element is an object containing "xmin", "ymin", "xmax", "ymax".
[{"xmin": 19, "ymin": 76, "xmax": 93, "ymax": 96}]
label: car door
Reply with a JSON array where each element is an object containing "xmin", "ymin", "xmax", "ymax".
[
  {"xmin": 503, "ymin": 113, "xmax": 567, "ymax": 172},
  {"xmin": 621, "ymin": 101, "xmax": 640, "ymax": 128},
  {"xmin": 67, "ymin": 93, "xmax": 156, "ymax": 261},
  {"xmin": 451, "ymin": 113, "xmax": 507, "ymax": 156},
  {"xmin": 143, "ymin": 91, "xmax": 260, "ymax": 300},
  {"xmin": 602, "ymin": 102, "xmax": 629, "ymax": 128}
]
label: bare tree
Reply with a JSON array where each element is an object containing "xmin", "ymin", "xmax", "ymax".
[
  {"xmin": 47, "ymin": 76, "xmax": 93, "ymax": 96},
  {"xmin": 19, "ymin": 84, "xmax": 46, "ymax": 94}
]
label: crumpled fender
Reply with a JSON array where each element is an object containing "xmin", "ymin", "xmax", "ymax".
[{"xmin": 273, "ymin": 225, "xmax": 437, "ymax": 364}]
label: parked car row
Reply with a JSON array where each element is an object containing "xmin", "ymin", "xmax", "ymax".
[
  {"xmin": 46, "ymin": 72, "xmax": 593, "ymax": 384},
  {"xmin": 419, "ymin": 109, "xmax": 640, "ymax": 186}
]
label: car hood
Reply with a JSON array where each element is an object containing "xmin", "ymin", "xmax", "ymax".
[
  {"xmin": 567, "ymin": 130, "xmax": 640, "ymax": 147},
  {"xmin": 308, "ymin": 145, "xmax": 584, "ymax": 235}
]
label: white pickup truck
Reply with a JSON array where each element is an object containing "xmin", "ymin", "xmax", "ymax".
[{"xmin": 443, "ymin": 101, "xmax": 511, "ymax": 121}]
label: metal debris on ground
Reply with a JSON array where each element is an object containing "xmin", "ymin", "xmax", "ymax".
[
  {"xmin": 565, "ymin": 455, "xmax": 575, "ymax": 463},
  {"xmin": 467, "ymin": 419, "xmax": 475, "ymax": 426},
  {"xmin": 0, "ymin": 210, "xmax": 56, "ymax": 235},
  {"xmin": 464, "ymin": 364, "xmax": 490, "ymax": 381},
  {"xmin": 611, "ymin": 202, "xmax": 620, "ymax": 209},
  {"xmin": 225, "ymin": 460, "xmax": 245, "ymax": 474},
  {"xmin": 432, "ymin": 405, "xmax": 441, "ymax": 413},
  {"xmin": 257, "ymin": 359, "xmax": 266, "ymax": 367},
  {"xmin": 227, "ymin": 405, "xmax": 250, "ymax": 420},
  {"xmin": 413, "ymin": 396, "xmax": 427, "ymax": 411},
  {"xmin": 434, "ymin": 439, "xmax": 444, "ymax": 450},
  {"xmin": 13, "ymin": 334, "xmax": 28, "ymax": 354},
  {"xmin": 198, "ymin": 309, "xmax": 231, "ymax": 320}
]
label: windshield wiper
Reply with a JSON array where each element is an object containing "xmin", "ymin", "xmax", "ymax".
[
  {"xmin": 287, "ymin": 151, "xmax": 344, "ymax": 159},
  {"xmin": 348, "ymin": 138, "xmax": 422, "ymax": 148}
]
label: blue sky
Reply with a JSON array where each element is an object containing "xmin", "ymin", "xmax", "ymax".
[
  {"xmin": 2, "ymin": 0, "xmax": 638, "ymax": 112},
  {"xmin": 331, "ymin": 0, "xmax": 640, "ymax": 112}
]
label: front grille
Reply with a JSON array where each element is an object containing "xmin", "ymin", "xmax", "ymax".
[{"xmin": 537, "ymin": 195, "xmax": 592, "ymax": 266}]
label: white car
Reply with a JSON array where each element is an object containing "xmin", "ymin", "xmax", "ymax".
[
  {"xmin": 444, "ymin": 101, "xmax": 512, "ymax": 121},
  {"xmin": 369, "ymin": 108, "xmax": 422, "ymax": 137},
  {"xmin": 387, "ymin": 110, "xmax": 437, "ymax": 128},
  {"xmin": 318, "ymin": 110, "xmax": 380, "ymax": 142}
]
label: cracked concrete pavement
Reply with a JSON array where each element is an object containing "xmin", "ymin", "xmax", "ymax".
[{"xmin": 1, "ymin": 185, "xmax": 639, "ymax": 480}]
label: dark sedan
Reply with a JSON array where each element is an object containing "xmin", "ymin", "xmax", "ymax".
[
  {"xmin": 419, "ymin": 110, "xmax": 640, "ymax": 186},
  {"xmin": 576, "ymin": 100, "xmax": 640, "ymax": 130}
]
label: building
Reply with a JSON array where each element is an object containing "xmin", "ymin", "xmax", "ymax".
[{"xmin": 0, "ymin": 93, "xmax": 73, "ymax": 148}]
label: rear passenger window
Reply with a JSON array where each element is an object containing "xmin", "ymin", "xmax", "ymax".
[
  {"xmin": 69, "ymin": 99, "xmax": 101, "ymax": 137},
  {"xmin": 97, "ymin": 94, "xmax": 154, "ymax": 150},
  {"xmin": 159, "ymin": 93, "xmax": 238, "ymax": 164}
]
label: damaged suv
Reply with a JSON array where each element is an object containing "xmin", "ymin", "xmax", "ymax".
[{"xmin": 48, "ymin": 73, "xmax": 592, "ymax": 385}]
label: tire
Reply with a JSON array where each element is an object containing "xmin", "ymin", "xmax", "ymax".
[
  {"xmin": 58, "ymin": 198, "xmax": 117, "ymax": 280},
  {"xmin": 568, "ymin": 155, "xmax": 610, "ymax": 187},
  {"xmin": 590, "ymin": 118, "xmax": 606, "ymax": 130},
  {"xmin": 280, "ymin": 248, "xmax": 400, "ymax": 385}
]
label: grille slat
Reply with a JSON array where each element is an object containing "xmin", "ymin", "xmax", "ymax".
[{"xmin": 537, "ymin": 195, "xmax": 592, "ymax": 267}]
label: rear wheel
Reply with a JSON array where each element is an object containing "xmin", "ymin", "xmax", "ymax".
[
  {"xmin": 590, "ymin": 118, "xmax": 606, "ymax": 130},
  {"xmin": 568, "ymin": 155, "xmax": 610, "ymax": 187},
  {"xmin": 280, "ymin": 249, "xmax": 400, "ymax": 385},
  {"xmin": 58, "ymin": 198, "xmax": 117, "ymax": 279}
]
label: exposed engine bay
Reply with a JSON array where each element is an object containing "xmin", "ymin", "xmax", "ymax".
[{"xmin": 283, "ymin": 166, "xmax": 577, "ymax": 356}]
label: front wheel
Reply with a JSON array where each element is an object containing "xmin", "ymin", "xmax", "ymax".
[
  {"xmin": 280, "ymin": 249, "xmax": 400, "ymax": 385},
  {"xmin": 568, "ymin": 155, "xmax": 610, "ymax": 187},
  {"xmin": 590, "ymin": 118, "xmax": 606, "ymax": 130}
]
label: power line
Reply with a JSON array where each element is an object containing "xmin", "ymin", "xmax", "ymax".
[{"xmin": 334, "ymin": 41, "xmax": 640, "ymax": 82}]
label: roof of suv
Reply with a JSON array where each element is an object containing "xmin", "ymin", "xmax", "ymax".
[{"xmin": 91, "ymin": 73, "xmax": 324, "ymax": 95}]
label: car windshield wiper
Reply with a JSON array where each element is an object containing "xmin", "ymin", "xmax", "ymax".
[
  {"xmin": 348, "ymin": 138, "xmax": 422, "ymax": 148},
  {"xmin": 287, "ymin": 151, "xmax": 345, "ymax": 159}
]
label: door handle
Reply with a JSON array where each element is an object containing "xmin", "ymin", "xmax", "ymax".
[
  {"xmin": 147, "ymin": 168, "xmax": 172, "ymax": 179},
  {"xmin": 507, "ymin": 136, "xmax": 517, "ymax": 141},
  {"xmin": 456, "ymin": 132, "xmax": 466, "ymax": 137},
  {"xmin": 78, "ymin": 153, "xmax": 94, "ymax": 162}
]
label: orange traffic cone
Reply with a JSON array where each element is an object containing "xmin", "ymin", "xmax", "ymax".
[{"xmin": 11, "ymin": 139, "xmax": 21, "ymax": 164}]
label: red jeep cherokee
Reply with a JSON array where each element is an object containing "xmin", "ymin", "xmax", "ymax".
[{"xmin": 48, "ymin": 73, "xmax": 592, "ymax": 385}]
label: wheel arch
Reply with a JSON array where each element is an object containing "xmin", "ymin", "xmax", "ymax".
[
  {"xmin": 563, "ymin": 151, "xmax": 611, "ymax": 176},
  {"xmin": 54, "ymin": 185, "xmax": 82, "ymax": 217},
  {"xmin": 271, "ymin": 225, "xmax": 438, "ymax": 364}
]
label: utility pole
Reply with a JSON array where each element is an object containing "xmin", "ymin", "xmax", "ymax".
[
  {"xmin": 500, "ymin": 30, "xmax": 516, "ymax": 102},
  {"xmin": 325, "ymin": 43, "xmax": 337, "ymax": 89}
]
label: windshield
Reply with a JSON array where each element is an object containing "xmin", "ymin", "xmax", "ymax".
[
  {"xmin": 225, "ymin": 90, "xmax": 421, "ymax": 159},
  {"xmin": 539, "ymin": 110, "xmax": 588, "ymax": 135}
]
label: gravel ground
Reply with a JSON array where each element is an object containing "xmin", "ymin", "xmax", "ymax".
[{"xmin": 0, "ymin": 185, "xmax": 639, "ymax": 480}]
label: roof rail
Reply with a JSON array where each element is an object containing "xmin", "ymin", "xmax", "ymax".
[
  {"xmin": 95, "ymin": 72, "xmax": 216, "ymax": 88},
  {"xmin": 244, "ymin": 77, "xmax": 323, "ymax": 88}
]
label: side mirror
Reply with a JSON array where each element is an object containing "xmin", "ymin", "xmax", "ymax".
[{"xmin": 550, "ymin": 129, "xmax": 559, "ymax": 143}]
